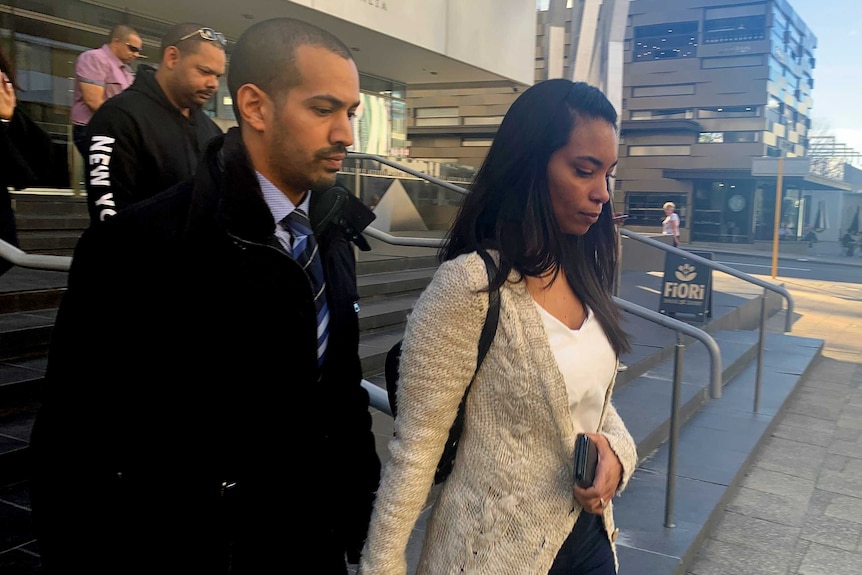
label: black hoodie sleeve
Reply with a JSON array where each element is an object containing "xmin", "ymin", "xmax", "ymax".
[{"xmin": 83, "ymin": 104, "xmax": 146, "ymax": 223}]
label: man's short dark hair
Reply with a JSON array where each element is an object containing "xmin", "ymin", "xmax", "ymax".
[
  {"xmin": 228, "ymin": 18, "xmax": 354, "ymax": 121},
  {"xmin": 108, "ymin": 24, "xmax": 137, "ymax": 44},
  {"xmin": 160, "ymin": 22, "xmax": 224, "ymax": 59}
]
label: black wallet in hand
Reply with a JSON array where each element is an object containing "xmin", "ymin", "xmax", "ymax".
[{"xmin": 574, "ymin": 433, "xmax": 598, "ymax": 488}]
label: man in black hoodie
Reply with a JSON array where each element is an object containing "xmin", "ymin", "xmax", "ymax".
[{"xmin": 84, "ymin": 22, "xmax": 226, "ymax": 224}]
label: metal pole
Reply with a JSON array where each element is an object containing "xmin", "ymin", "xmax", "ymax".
[
  {"xmin": 771, "ymin": 156, "xmax": 784, "ymax": 279},
  {"xmin": 664, "ymin": 332, "xmax": 684, "ymax": 528},
  {"xmin": 614, "ymin": 228, "xmax": 622, "ymax": 298},
  {"xmin": 754, "ymin": 290, "xmax": 767, "ymax": 412}
]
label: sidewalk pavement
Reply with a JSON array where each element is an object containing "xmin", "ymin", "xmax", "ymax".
[
  {"xmin": 686, "ymin": 239, "xmax": 862, "ymax": 267},
  {"xmin": 682, "ymin": 245, "xmax": 862, "ymax": 574}
]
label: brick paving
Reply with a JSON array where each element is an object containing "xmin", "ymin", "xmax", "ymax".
[{"xmin": 685, "ymin": 256, "xmax": 862, "ymax": 575}]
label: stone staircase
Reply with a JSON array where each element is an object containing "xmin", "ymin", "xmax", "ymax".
[
  {"xmin": 11, "ymin": 192, "xmax": 89, "ymax": 257},
  {"xmin": 0, "ymin": 204, "xmax": 824, "ymax": 575}
]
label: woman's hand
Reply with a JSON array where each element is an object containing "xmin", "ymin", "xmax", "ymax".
[
  {"xmin": 573, "ymin": 432, "xmax": 623, "ymax": 515},
  {"xmin": 1, "ymin": 72, "xmax": 16, "ymax": 121}
]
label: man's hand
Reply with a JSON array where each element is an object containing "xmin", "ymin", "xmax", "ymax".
[{"xmin": 0, "ymin": 72, "xmax": 16, "ymax": 121}]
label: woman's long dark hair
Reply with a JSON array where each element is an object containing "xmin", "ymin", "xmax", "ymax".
[{"xmin": 442, "ymin": 79, "xmax": 629, "ymax": 355}]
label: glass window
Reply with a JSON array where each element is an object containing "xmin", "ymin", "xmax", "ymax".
[
  {"xmin": 633, "ymin": 21, "xmax": 699, "ymax": 61},
  {"xmin": 702, "ymin": 54, "xmax": 764, "ymax": 69},
  {"xmin": 699, "ymin": 131, "xmax": 759, "ymax": 143},
  {"xmin": 698, "ymin": 106, "xmax": 758, "ymax": 118},
  {"xmin": 703, "ymin": 15, "xmax": 766, "ymax": 44},
  {"xmin": 415, "ymin": 117, "xmax": 460, "ymax": 127},
  {"xmin": 463, "ymin": 116, "xmax": 505, "ymax": 126},
  {"xmin": 628, "ymin": 145, "xmax": 691, "ymax": 156},
  {"xmin": 625, "ymin": 193, "xmax": 687, "ymax": 227},
  {"xmin": 630, "ymin": 108, "xmax": 693, "ymax": 120},
  {"xmin": 461, "ymin": 139, "xmax": 494, "ymax": 147},
  {"xmin": 415, "ymin": 107, "xmax": 459, "ymax": 119},
  {"xmin": 632, "ymin": 84, "xmax": 695, "ymax": 97}
]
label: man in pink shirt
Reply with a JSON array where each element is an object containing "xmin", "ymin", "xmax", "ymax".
[{"xmin": 71, "ymin": 24, "xmax": 142, "ymax": 157}]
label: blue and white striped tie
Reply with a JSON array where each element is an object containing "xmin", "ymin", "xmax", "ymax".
[{"xmin": 282, "ymin": 209, "xmax": 329, "ymax": 366}]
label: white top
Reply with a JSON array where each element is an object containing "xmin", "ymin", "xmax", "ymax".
[
  {"xmin": 533, "ymin": 301, "xmax": 616, "ymax": 434},
  {"xmin": 663, "ymin": 212, "xmax": 680, "ymax": 236}
]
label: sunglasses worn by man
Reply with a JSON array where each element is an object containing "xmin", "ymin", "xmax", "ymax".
[
  {"xmin": 177, "ymin": 27, "xmax": 227, "ymax": 47},
  {"xmin": 124, "ymin": 42, "xmax": 142, "ymax": 54}
]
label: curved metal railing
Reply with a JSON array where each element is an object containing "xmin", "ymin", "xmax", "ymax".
[{"xmin": 0, "ymin": 242, "xmax": 72, "ymax": 272}]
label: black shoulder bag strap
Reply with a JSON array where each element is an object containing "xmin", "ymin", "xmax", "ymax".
[
  {"xmin": 434, "ymin": 249, "xmax": 501, "ymax": 483},
  {"xmin": 473, "ymin": 249, "xmax": 501, "ymax": 381}
]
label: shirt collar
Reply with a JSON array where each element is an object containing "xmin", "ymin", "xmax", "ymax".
[{"xmin": 256, "ymin": 172, "xmax": 310, "ymax": 224}]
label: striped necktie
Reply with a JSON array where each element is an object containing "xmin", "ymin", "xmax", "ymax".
[{"xmin": 282, "ymin": 208, "xmax": 329, "ymax": 366}]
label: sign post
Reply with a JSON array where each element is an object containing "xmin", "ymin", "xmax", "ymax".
[{"xmin": 658, "ymin": 251, "xmax": 713, "ymax": 323}]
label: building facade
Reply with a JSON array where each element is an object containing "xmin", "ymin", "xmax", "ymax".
[
  {"xmin": 0, "ymin": 0, "xmax": 535, "ymax": 190},
  {"xmin": 407, "ymin": 0, "xmax": 631, "ymax": 170},
  {"xmin": 618, "ymin": 0, "xmax": 853, "ymax": 244}
]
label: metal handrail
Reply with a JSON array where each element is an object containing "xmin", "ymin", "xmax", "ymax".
[
  {"xmin": 618, "ymin": 228, "xmax": 795, "ymax": 333},
  {"xmin": 349, "ymin": 153, "xmax": 795, "ymax": 335},
  {"xmin": 0, "ymin": 241, "xmax": 72, "ymax": 272},
  {"xmin": 347, "ymin": 153, "xmax": 470, "ymax": 194}
]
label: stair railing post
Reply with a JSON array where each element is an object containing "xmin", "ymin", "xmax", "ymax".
[
  {"xmin": 665, "ymin": 331, "xmax": 684, "ymax": 528},
  {"xmin": 754, "ymin": 289, "xmax": 767, "ymax": 412}
]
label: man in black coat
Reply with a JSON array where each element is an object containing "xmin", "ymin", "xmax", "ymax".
[{"xmin": 29, "ymin": 17, "xmax": 381, "ymax": 574}]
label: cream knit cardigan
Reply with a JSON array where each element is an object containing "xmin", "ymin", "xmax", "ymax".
[{"xmin": 360, "ymin": 251, "xmax": 638, "ymax": 575}]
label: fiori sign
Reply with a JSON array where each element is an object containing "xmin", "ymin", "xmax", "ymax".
[{"xmin": 659, "ymin": 252, "xmax": 713, "ymax": 322}]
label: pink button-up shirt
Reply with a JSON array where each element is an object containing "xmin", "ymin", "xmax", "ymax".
[{"xmin": 71, "ymin": 44, "xmax": 134, "ymax": 126}]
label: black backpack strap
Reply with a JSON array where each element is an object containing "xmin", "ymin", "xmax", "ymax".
[
  {"xmin": 473, "ymin": 249, "xmax": 500, "ymax": 375},
  {"xmin": 432, "ymin": 250, "xmax": 501, "ymax": 483}
]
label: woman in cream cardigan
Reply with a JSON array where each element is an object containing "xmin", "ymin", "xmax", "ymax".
[{"xmin": 359, "ymin": 80, "xmax": 637, "ymax": 575}]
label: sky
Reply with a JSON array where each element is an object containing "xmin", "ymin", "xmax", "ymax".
[{"xmin": 789, "ymin": 0, "xmax": 862, "ymax": 155}]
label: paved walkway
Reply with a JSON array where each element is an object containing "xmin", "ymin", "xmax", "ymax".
[{"xmin": 683, "ymin": 243, "xmax": 862, "ymax": 575}]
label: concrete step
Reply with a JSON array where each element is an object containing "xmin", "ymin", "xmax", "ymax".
[
  {"xmin": 358, "ymin": 266, "xmax": 436, "ymax": 300},
  {"xmin": 614, "ymin": 331, "xmax": 824, "ymax": 575},
  {"xmin": 12, "ymin": 193, "xmax": 89, "ymax": 256},
  {"xmin": 0, "ymin": 309, "xmax": 56, "ymax": 362}
]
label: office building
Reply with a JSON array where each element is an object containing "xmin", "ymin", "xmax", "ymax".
[{"xmin": 618, "ymin": 0, "xmax": 856, "ymax": 244}]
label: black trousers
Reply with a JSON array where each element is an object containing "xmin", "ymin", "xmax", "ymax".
[
  {"xmin": 548, "ymin": 512, "xmax": 615, "ymax": 575},
  {"xmin": 72, "ymin": 124, "xmax": 88, "ymax": 158}
]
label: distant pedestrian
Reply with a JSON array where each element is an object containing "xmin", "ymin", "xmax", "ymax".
[
  {"xmin": 0, "ymin": 45, "xmax": 52, "ymax": 275},
  {"xmin": 662, "ymin": 201, "xmax": 680, "ymax": 247},
  {"xmin": 83, "ymin": 22, "xmax": 225, "ymax": 223},
  {"xmin": 71, "ymin": 24, "xmax": 142, "ymax": 157}
]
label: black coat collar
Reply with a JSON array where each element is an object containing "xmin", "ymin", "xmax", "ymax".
[{"xmin": 184, "ymin": 127, "xmax": 376, "ymax": 250}]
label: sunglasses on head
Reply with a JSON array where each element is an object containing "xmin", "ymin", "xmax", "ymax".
[
  {"xmin": 124, "ymin": 42, "xmax": 142, "ymax": 54},
  {"xmin": 177, "ymin": 27, "xmax": 227, "ymax": 47}
]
